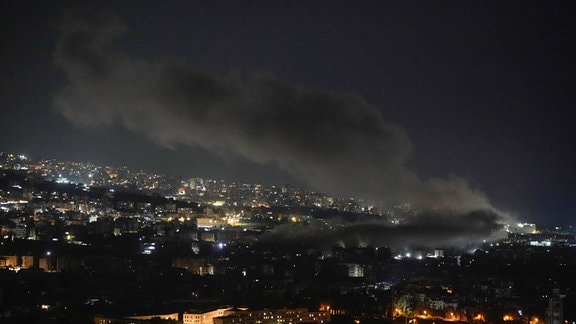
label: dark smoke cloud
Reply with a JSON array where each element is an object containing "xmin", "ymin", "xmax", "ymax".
[
  {"xmin": 53, "ymin": 8, "xmax": 512, "ymax": 247},
  {"xmin": 261, "ymin": 209, "xmax": 505, "ymax": 251}
]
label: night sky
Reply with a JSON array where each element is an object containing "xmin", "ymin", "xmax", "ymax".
[{"xmin": 1, "ymin": 1, "xmax": 575, "ymax": 225}]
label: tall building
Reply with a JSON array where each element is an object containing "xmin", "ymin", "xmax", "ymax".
[{"xmin": 548, "ymin": 289, "xmax": 564, "ymax": 324}]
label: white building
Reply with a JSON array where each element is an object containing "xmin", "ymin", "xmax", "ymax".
[{"xmin": 183, "ymin": 307, "xmax": 233, "ymax": 324}]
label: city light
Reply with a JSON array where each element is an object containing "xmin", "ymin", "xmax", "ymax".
[{"xmin": 0, "ymin": 152, "xmax": 574, "ymax": 322}]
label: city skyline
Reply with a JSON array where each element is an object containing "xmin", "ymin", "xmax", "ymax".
[
  {"xmin": 0, "ymin": 152, "xmax": 512, "ymax": 251},
  {"xmin": 0, "ymin": 150, "xmax": 575, "ymax": 322},
  {"xmin": 1, "ymin": 1, "xmax": 575, "ymax": 225}
]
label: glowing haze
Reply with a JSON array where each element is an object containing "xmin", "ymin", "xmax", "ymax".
[{"xmin": 53, "ymin": 8, "xmax": 511, "ymax": 248}]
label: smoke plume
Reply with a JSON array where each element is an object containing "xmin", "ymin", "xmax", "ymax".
[
  {"xmin": 53, "ymin": 8, "xmax": 512, "ymax": 247},
  {"xmin": 261, "ymin": 209, "xmax": 504, "ymax": 251}
]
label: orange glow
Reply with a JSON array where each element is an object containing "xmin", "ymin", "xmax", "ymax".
[
  {"xmin": 503, "ymin": 315, "xmax": 514, "ymax": 321},
  {"xmin": 319, "ymin": 304, "xmax": 331, "ymax": 312},
  {"xmin": 473, "ymin": 313, "xmax": 485, "ymax": 322}
]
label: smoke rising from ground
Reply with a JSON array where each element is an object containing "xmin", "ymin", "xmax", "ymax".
[
  {"xmin": 261, "ymin": 209, "xmax": 505, "ymax": 251},
  {"xmin": 53, "ymin": 8, "xmax": 512, "ymax": 247}
]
